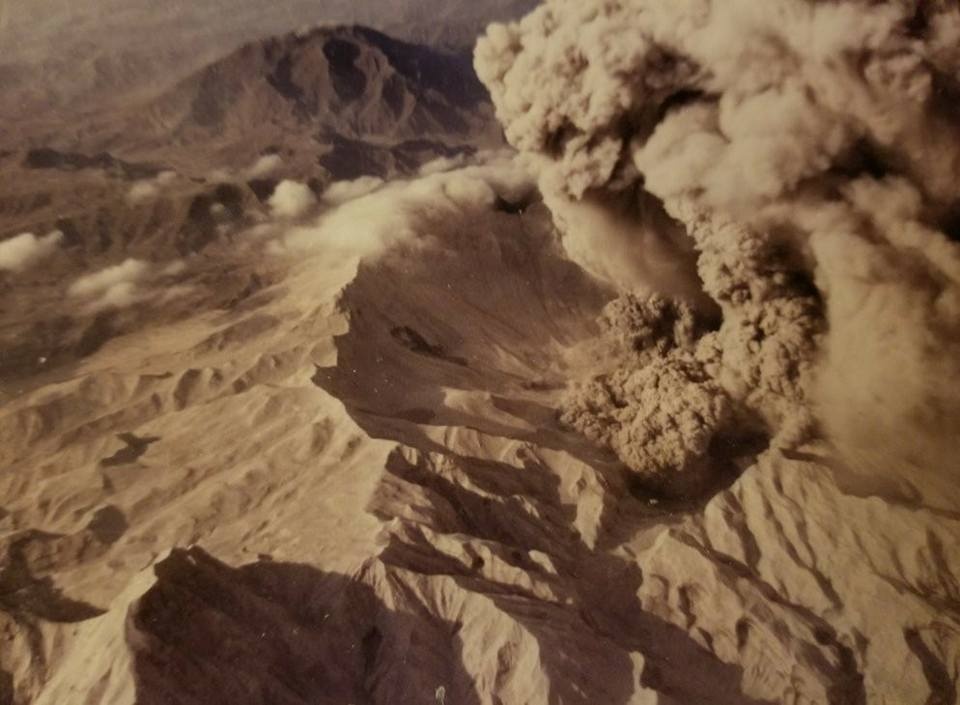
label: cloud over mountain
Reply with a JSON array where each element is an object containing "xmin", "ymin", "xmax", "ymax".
[{"xmin": 0, "ymin": 231, "xmax": 62, "ymax": 273}]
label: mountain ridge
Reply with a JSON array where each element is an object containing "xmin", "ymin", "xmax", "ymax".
[
  {"xmin": 0, "ymin": 0, "xmax": 537, "ymax": 127},
  {"xmin": 5, "ymin": 24, "xmax": 502, "ymax": 176}
]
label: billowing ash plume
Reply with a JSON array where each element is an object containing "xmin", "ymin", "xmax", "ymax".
[{"xmin": 477, "ymin": 0, "xmax": 960, "ymax": 497}]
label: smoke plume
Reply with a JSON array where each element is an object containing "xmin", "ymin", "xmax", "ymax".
[{"xmin": 477, "ymin": 0, "xmax": 960, "ymax": 496}]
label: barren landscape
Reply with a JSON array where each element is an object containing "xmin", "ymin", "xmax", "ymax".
[{"xmin": 2, "ymin": 1, "xmax": 960, "ymax": 704}]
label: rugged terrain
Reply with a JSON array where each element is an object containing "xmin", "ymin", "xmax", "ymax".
[
  {"xmin": 3, "ymin": 1, "xmax": 960, "ymax": 704},
  {"xmin": 0, "ymin": 24, "xmax": 502, "ymax": 390},
  {"xmin": 2, "ymin": 24, "xmax": 500, "ymax": 166},
  {"xmin": 3, "ymin": 161, "xmax": 958, "ymax": 705},
  {"xmin": 0, "ymin": 0, "xmax": 537, "ymax": 131}
]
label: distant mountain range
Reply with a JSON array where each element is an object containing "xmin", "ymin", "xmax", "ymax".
[
  {"xmin": 9, "ymin": 25, "xmax": 503, "ymax": 174},
  {"xmin": 0, "ymin": 24, "xmax": 506, "ymax": 290},
  {"xmin": 144, "ymin": 26, "xmax": 500, "ymax": 167},
  {"xmin": 0, "ymin": 0, "xmax": 537, "ymax": 124},
  {"xmin": 0, "ymin": 20, "xmax": 516, "ymax": 386}
]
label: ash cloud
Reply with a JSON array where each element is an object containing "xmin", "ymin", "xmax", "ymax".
[
  {"xmin": 560, "ymin": 293, "xmax": 733, "ymax": 495},
  {"xmin": 477, "ymin": 0, "xmax": 960, "ymax": 495}
]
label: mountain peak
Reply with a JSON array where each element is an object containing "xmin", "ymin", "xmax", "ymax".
[{"xmin": 41, "ymin": 25, "xmax": 504, "ymax": 179}]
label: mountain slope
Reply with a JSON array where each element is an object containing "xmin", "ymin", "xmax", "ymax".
[
  {"xmin": 7, "ymin": 25, "xmax": 502, "ymax": 174},
  {"xmin": 142, "ymin": 26, "xmax": 498, "ymax": 165},
  {"xmin": 0, "ymin": 25, "xmax": 506, "ymax": 393},
  {"xmin": 0, "ymin": 0, "xmax": 537, "ymax": 128},
  {"xmin": 1, "ymin": 162, "xmax": 957, "ymax": 704}
]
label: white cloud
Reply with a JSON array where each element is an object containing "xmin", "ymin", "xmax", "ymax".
[
  {"xmin": 127, "ymin": 181, "xmax": 160, "ymax": 204},
  {"xmin": 282, "ymin": 182, "xmax": 414, "ymax": 256},
  {"xmin": 418, "ymin": 154, "xmax": 470, "ymax": 177},
  {"xmin": 0, "ymin": 231, "xmax": 62, "ymax": 272},
  {"xmin": 155, "ymin": 170, "xmax": 177, "ymax": 186},
  {"xmin": 242, "ymin": 223, "xmax": 279, "ymax": 241},
  {"xmin": 207, "ymin": 168, "xmax": 233, "ymax": 183},
  {"xmin": 246, "ymin": 154, "xmax": 283, "ymax": 179},
  {"xmin": 68, "ymin": 259, "xmax": 151, "ymax": 313},
  {"xmin": 321, "ymin": 176, "xmax": 384, "ymax": 206},
  {"xmin": 269, "ymin": 180, "xmax": 317, "ymax": 218},
  {"xmin": 158, "ymin": 283, "xmax": 195, "ymax": 303},
  {"xmin": 67, "ymin": 257, "xmax": 193, "ymax": 312},
  {"xmin": 160, "ymin": 260, "xmax": 187, "ymax": 277},
  {"xmin": 127, "ymin": 170, "xmax": 179, "ymax": 204},
  {"xmin": 440, "ymin": 171, "xmax": 497, "ymax": 209},
  {"xmin": 277, "ymin": 158, "xmax": 535, "ymax": 259},
  {"xmin": 69, "ymin": 259, "xmax": 149, "ymax": 298},
  {"xmin": 87, "ymin": 281, "xmax": 145, "ymax": 312}
]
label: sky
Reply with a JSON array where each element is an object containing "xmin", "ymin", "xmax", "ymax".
[{"xmin": 0, "ymin": 0, "xmax": 538, "ymax": 59}]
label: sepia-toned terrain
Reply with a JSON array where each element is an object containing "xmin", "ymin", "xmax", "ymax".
[{"xmin": 2, "ymin": 2, "xmax": 960, "ymax": 704}]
